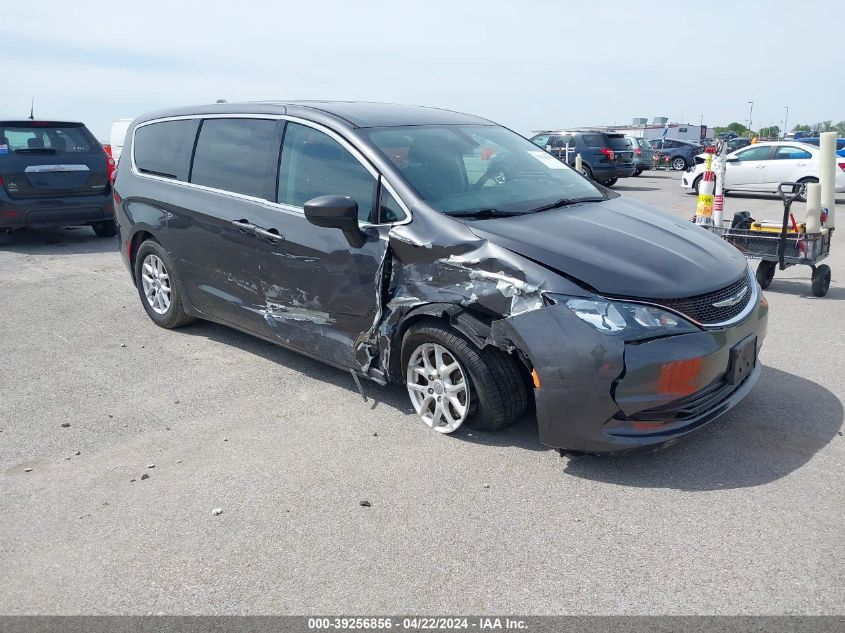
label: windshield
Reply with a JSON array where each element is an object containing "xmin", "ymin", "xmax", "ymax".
[{"xmin": 360, "ymin": 124, "xmax": 605, "ymax": 216}]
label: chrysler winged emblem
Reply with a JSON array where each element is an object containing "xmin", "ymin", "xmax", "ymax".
[{"xmin": 712, "ymin": 286, "xmax": 749, "ymax": 308}]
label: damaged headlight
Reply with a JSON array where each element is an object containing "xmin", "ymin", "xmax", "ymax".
[{"xmin": 544, "ymin": 294, "xmax": 700, "ymax": 341}]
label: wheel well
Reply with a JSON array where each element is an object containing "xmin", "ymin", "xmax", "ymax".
[
  {"xmin": 129, "ymin": 230, "xmax": 155, "ymax": 270},
  {"xmin": 390, "ymin": 308, "xmax": 534, "ymax": 393}
]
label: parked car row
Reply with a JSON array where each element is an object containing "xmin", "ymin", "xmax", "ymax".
[
  {"xmin": 528, "ymin": 130, "xmax": 634, "ymax": 186},
  {"xmin": 681, "ymin": 141, "xmax": 845, "ymax": 200}
]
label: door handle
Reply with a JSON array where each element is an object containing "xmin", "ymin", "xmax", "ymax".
[
  {"xmin": 254, "ymin": 226, "xmax": 285, "ymax": 243},
  {"xmin": 231, "ymin": 219, "xmax": 256, "ymax": 234}
]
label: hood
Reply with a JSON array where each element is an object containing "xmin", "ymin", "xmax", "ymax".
[{"xmin": 466, "ymin": 195, "xmax": 747, "ymax": 299}]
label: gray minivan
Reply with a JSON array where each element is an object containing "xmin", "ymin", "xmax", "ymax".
[{"xmin": 114, "ymin": 101, "xmax": 767, "ymax": 454}]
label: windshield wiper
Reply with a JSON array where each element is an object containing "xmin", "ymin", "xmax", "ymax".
[
  {"xmin": 526, "ymin": 196, "xmax": 604, "ymax": 214},
  {"xmin": 445, "ymin": 208, "xmax": 523, "ymax": 218}
]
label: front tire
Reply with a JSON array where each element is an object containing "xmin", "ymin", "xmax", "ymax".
[
  {"xmin": 402, "ymin": 321, "xmax": 527, "ymax": 434},
  {"xmin": 92, "ymin": 220, "xmax": 117, "ymax": 237},
  {"xmin": 134, "ymin": 240, "xmax": 195, "ymax": 329}
]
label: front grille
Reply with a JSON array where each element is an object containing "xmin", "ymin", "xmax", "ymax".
[{"xmin": 643, "ymin": 273, "xmax": 752, "ymax": 325}]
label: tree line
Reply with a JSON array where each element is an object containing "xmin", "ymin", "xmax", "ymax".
[{"xmin": 713, "ymin": 120, "xmax": 845, "ymax": 139}]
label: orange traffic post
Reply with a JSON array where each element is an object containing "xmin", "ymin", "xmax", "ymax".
[{"xmin": 695, "ymin": 153, "xmax": 715, "ymax": 225}]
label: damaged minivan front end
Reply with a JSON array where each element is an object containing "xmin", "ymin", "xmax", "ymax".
[{"xmin": 117, "ymin": 101, "xmax": 767, "ymax": 455}]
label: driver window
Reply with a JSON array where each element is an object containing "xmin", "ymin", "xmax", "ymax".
[
  {"xmin": 278, "ymin": 122, "xmax": 376, "ymax": 222},
  {"xmin": 735, "ymin": 146, "xmax": 771, "ymax": 161}
]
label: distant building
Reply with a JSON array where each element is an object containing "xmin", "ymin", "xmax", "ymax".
[{"xmin": 533, "ymin": 117, "xmax": 713, "ymax": 143}]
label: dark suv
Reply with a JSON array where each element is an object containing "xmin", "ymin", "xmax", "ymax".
[
  {"xmin": 528, "ymin": 130, "xmax": 635, "ymax": 186},
  {"xmin": 0, "ymin": 120, "xmax": 115, "ymax": 236}
]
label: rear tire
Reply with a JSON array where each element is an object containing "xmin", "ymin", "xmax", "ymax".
[
  {"xmin": 579, "ymin": 164, "xmax": 594, "ymax": 181},
  {"xmin": 795, "ymin": 177, "xmax": 818, "ymax": 203},
  {"xmin": 92, "ymin": 220, "xmax": 117, "ymax": 238},
  {"xmin": 756, "ymin": 260, "xmax": 776, "ymax": 289},
  {"xmin": 633, "ymin": 168, "xmax": 643, "ymax": 176},
  {"xmin": 672, "ymin": 156, "xmax": 688, "ymax": 171},
  {"xmin": 601, "ymin": 178, "xmax": 618, "ymax": 187},
  {"xmin": 811, "ymin": 264, "xmax": 831, "ymax": 297},
  {"xmin": 402, "ymin": 320, "xmax": 527, "ymax": 433},
  {"xmin": 134, "ymin": 240, "xmax": 195, "ymax": 329}
]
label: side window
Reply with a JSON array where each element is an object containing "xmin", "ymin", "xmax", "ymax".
[
  {"xmin": 774, "ymin": 146, "xmax": 812, "ymax": 160},
  {"xmin": 531, "ymin": 134, "xmax": 550, "ymax": 147},
  {"xmin": 735, "ymin": 146, "xmax": 772, "ymax": 161},
  {"xmin": 133, "ymin": 120, "xmax": 198, "ymax": 181},
  {"xmin": 278, "ymin": 123, "xmax": 376, "ymax": 222},
  {"xmin": 378, "ymin": 186, "xmax": 407, "ymax": 223},
  {"xmin": 190, "ymin": 118, "xmax": 277, "ymax": 199}
]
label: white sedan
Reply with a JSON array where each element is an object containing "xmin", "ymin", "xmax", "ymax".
[{"xmin": 680, "ymin": 141, "xmax": 845, "ymax": 200}]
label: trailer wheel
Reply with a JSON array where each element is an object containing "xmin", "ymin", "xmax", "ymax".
[
  {"xmin": 811, "ymin": 264, "xmax": 831, "ymax": 297},
  {"xmin": 756, "ymin": 260, "xmax": 776, "ymax": 289}
]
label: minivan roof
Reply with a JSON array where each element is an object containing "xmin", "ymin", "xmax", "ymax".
[{"xmin": 133, "ymin": 101, "xmax": 494, "ymax": 129}]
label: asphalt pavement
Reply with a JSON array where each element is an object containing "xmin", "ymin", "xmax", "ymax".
[{"xmin": 0, "ymin": 170, "xmax": 843, "ymax": 614}]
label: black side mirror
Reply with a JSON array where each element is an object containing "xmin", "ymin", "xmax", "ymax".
[
  {"xmin": 726, "ymin": 157, "xmax": 740, "ymax": 163},
  {"xmin": 304, "ymin": 195, "xmax": 365, "ymax": 248}
]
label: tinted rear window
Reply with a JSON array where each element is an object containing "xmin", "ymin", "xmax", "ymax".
[
  {"xmin": 581, "ymin": 134, "xmax": 606, "ymax": 147},
  {"xmin": 190, "ymin": 118, "xmax": 277, "ymax": 198},
  {"xmin": 133, "ymin": 120, "xmax": 198, "ymax": 181},
  {"xmin": 607, "ymin": 135, "xmax": 630, "ymax": 150},
  {"xmin": 0, "ymin": 122, "xmax": 99, "ymax": 155}
]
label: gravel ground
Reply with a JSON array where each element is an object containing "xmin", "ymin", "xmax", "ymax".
[{"xmin": 0, "ymin": 170, "xmax": 842, "ymax": 614}]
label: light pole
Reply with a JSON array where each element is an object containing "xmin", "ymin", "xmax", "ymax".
[
  {"xmin": 747, "ymin": 101, "xmax": 754, "ymax": 136},
  {"xmin": 783, "ymin": 106, "xmax": 789, "ymax": 138}
]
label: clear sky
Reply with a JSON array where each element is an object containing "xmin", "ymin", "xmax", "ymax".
[{"xmin": 2, "ymin": 0, "xmax": 841, "ymax": 141}]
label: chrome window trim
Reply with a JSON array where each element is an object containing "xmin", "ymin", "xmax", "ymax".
[{"xmin": 129, "ymin": 113, "xmax": 412, "ymax": 227}]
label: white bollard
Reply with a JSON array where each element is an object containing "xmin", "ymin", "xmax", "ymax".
[
  {"xmin": 575, "ymin": 153, "xmax": 583, "ymax": 175},
  {"xmin": 819, "ymin": 131, "xmax": 836, "ymax": 229},
  {"xmin": 805, "ymin": 182, "xmax": 821, "ymax": 233},
  {"xmin": 713, "ymin": 145, "xmax": 727, "ymax": 226}
]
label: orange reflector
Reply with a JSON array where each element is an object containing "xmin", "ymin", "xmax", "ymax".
[
  {"xmin": 531, "ymin": 368, "xmax": 541, "ymax": 389},
  {"xmin": 656, "ymin": 357, "xmax": 702, "ymax": 398}
]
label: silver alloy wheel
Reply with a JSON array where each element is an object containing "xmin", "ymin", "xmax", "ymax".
[
  {"xmin": 672, "ymin": 157, "xmax": 686, "ymax": 170},
  {"xmin": 141, "ymin": 254, "xmax": 172, "ymax": 315},
  {"xmin": 406, "ymin": 342, "xmax": 470, "ymax": 434}
]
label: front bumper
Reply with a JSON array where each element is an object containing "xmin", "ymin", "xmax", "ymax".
[
  {"xmin": 0, "ymin": 191, "xmax": 113, "ymax": 228},
  {"xmin": 680, "ymin": 171, "xmax": 696, "ymax": 189},
  {"xmin": 491, "ymin": 295, "xmax": 768, "ymax": 454}
]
